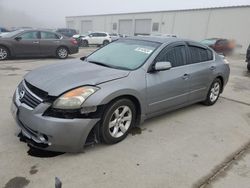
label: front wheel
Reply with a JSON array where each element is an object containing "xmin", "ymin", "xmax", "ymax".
[
  {"xmin": 247, "ymin": 62, "xmax": 250, "ymax": 71},
  {"xmin": 103, "ymin": 40, "xmax": 109, "ymax": 46},
  {"xmin": 81, "ymin": 40, "xmax": 88, "ymax": 47},
  {"xmin": 203, "ymin": 78, "xmax": 222, "ymax": 106},
  {"xmin": 100, "ymin": 99, "xmax": 136, "ymax": 144},
  {"xmin": 0, "ymin": 46, "xmax": 9, "ymax": 60},
  {"xmin": 56, "ymin": 47, "xmax": 68, "ymax": 59}
]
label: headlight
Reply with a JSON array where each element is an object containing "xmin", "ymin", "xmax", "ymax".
[{"xmin": 53, "ymin": 86, "xmax": 99, "ymax": 109}]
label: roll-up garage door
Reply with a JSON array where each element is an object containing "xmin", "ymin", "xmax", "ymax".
[
  {"xmin": 119, "ymin": 20, "xmax": 133, "ymax": 36},
  {"xmin": 135, "ymin": 19, "xmax": 152, "ymax": 36},
  {"xmin": 81, "ymin": 20, "xmax": 93, "ymax": 33}
]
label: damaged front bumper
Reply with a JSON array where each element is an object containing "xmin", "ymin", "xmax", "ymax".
[{"xmin": 11, "ymin": 86, "xmax": 100, "ymax": 153}]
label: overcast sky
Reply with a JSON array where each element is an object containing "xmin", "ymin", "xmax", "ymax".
[{"xmin": 0, "ymin": 0, "xmax": 250, "ymax": 28}]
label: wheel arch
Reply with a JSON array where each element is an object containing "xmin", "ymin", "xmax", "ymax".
[{"xmin": 216, "ymin": 75, "xmax": 224, "ymax": 93}]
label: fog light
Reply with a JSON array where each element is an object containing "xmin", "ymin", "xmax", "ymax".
[
  {"xmin": 80, "ymin": 106, "xmax": 97, "ymax": 114},
  {"xmin": 38, "ymin": 133, "xmax": 47, "ymax": 142}
]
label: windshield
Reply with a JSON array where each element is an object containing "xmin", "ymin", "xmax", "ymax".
[
  {"xmin": 1, "ymin": 30, "xmax": 23, "ymax": 38},
  {"xmin": 87, "ymin": 39, "xmax": 160, "ymax": 70}
]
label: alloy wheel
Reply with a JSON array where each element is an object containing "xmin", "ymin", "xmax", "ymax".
[
  {"xmin": 108, "ymin": 105, "xmax": 132, "ymax": 138},
  {"xmin": 210, "ymin": 82, "xmax": 220, "ymax": 102},
  {"xmin": 0, "ymin": 48, "xmax": 8, "ymax": 60},
  {"xmin": 58, "ymin": 48, "xmax": 68, "ymax": 59}
]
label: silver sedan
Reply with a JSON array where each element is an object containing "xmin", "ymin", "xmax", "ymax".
[{"xmin": 11, "ymin": 37, "xmax": 230, "ymax": 152}]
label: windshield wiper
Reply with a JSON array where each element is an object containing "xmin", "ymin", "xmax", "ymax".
[
  {"xmin": 88, "ymin": 60, "xmax": 114, "ymax": 68},
  {"xmin": 88, "ymin": 60, "xmax": 132, "ymax": 71}
]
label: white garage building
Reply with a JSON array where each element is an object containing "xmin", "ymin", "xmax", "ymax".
[{"xmin": 66, "ymin": 5, "xmax": 250, "ymax": 54}]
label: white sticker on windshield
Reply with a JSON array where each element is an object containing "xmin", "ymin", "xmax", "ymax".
[{"xmin": 135, "ymin": 47, "xmax": 153, "ymax": 54}]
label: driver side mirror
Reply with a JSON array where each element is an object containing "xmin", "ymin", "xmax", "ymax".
[
  {"xmin": 14, "ymin": 36, "xmax": 22, "ymax": 41},
  {"xmin": 89, "ymin": 35, "xmax": 93, "ymax": 38},
  {"xmin": 154, "ymin": 61, "xmax": 172, "ymax": 71}
]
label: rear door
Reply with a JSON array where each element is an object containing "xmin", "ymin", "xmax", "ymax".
[
  {"xmin": 39, "ymin": 31, "xmax": 62, "ymax": 55},
  {"xmin": 186, "ymin": 42, "xmax": 215, "ymax": 102},
  {"xmin": 12, "ymin": 31, "xmax": 40, "ymax": 56},
  {"xmin": 146, "ymin": 42, "xmax": 190, "ymax": 114}
]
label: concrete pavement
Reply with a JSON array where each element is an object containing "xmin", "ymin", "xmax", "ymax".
[{"xmin": 0, "ymin": 49, "xmax": 249, "ymax": 188}]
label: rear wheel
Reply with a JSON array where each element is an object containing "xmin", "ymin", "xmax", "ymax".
[
  {"xmin": 100, "ymin": 99, "xmax": 136, "ymax": 144},
  {"xmin": 0, "ymin": 46, "xmax": 9, "ymax": 60},
  {"xmin": 247, "ymin": 62, "xmax": 250, "ymax": 71},
  {"xmin": 203, "ymin": 78, "xmax": 222, "ymax": 106},
  {"xmin": 56, "ymin": 47, "xmax": 68, "ymax": 59}
]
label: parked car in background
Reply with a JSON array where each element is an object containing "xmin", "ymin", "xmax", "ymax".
[
  {"xmin": 201, "ymin": 38, "xmax": 236, "ymax": 56},
  {"xmin": 246, "ymin": 44, "xmax": 250, "ymax": 71},
  {"xmin": 0, "ymin": 29, "xmax": 78, "ymax": 60},
  {"xmin": 0, "ymin": 27, "xmax": 10, "ymax": 36},
  {"xmin": 56, "ymin": 28, "xmax": 77, "ymax": 38},
  {"xmin": 109, "ymin": 33, "xmax": 123, "ymax": 41},
  {"xmin": 11, "ymin": 37, "xmax": 230, "ymax": 152},
  {"xmin": 80, "ymin": 32, "xmax": 112, "ymax": 47},
  {"xmin": 72, "ymin": 32, "xmax": 89, "ymax": 46}
]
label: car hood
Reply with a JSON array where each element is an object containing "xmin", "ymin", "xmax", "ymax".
[{"xmin": 25, "ymin": 60, "xmax": 130, "ymax": 96}]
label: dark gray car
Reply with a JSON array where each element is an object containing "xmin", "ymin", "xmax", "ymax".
[
  {"xmin": 11, "ymin": 37, "xmax": 230, "ymax": 152},
  {"xmin": 0, "ymin": 29, "xmax": 79, "ymax": 60}
]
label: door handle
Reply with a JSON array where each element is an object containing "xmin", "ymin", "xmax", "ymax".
[
  {"xmin": 182, "ymin": 74, "xmax": 190, "ymax": 80},
  {"xmin": 210, "ymin": 66, "xmax": 216, "ymax": 71},
  {"xmin": 33, "ymin": 41, "xmax": 39, "ymax": 44}
]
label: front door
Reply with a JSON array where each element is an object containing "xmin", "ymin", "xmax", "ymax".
[
  {"xmin": 13, "ymin": 31, "xmax": 40, "ymax": 56},
  {"xmin": 146, "ymin": 43, "xmax": 190, "ymax": 114}
]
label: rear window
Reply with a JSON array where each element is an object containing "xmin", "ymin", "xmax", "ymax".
[
  {"xmin": 188, "ymin": 46, "xmax": 213, "ymax": 64},
  {"xmin": 41, "ymin": 31, "xmax": 60, "ymax": 39}
]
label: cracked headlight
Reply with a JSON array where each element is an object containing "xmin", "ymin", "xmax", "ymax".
[{"xmin": 53, "ymin": 86, "xmax": 99, "ymax": 110}]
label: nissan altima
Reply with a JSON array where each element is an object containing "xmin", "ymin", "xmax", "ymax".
[{"xmin": 11, "ymin": 37, "xmax": 230, "ymax": 152}]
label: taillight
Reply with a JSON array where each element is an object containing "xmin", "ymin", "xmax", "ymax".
[{"xmin": 70, "ymin": 38, "xmax": 78, "ymax": 45}]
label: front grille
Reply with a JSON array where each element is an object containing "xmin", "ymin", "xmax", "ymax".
[{"xmin": 18, "ymin": 81, "xmax": 43, "ymax": 109}]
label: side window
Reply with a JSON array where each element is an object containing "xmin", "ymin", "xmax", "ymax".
[
  {"xmin": 100, "ymin": 33, "xmax": 107, "ymax": 37},
  {"xmin": 41, "ymin": 32, "xmax": 59, "ymax": 39},
  {"xmin": 91, "ymin": 33, "xmax": 98, "ymax": 37},
  {"xmin": 188, "ymin": 46, "xmax": 213, "ymax": 64},
  {"xmin": 156, "ymin": 45, "xmax": 186, "ymax": 67},
  {"xmin": 20, "ymin": 32, "xmax": 39, "ymax": 39}
]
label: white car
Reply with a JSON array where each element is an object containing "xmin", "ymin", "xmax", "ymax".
[{"xmin": 80, "ymin": 32, "xmax": 112, "ymax": 47}]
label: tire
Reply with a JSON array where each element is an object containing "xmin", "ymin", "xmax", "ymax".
[
  {"xmin": 100, "ymin": 99, "xmax": 136, "ymax": 144},
  {"xmin": 82, "ymin": 40, "xmax": 88, "ymax": 47},
  {"xmin": 56, "ymin": 47, "xmax": 68, "ymax": 59},
  {"xmin": 203, "ymin": 78, "xmax": 222, "ymax": 106},
  {"xmin": 0, "ymin": 46, "xmax": 9, "ymax": 60},
  {"xmin": 103, "ymin": 40, "xmax": 109, "ymax": 46},
  {"xmin": 247, "ymin": 62, "xmax": 250, "ymax": 71}
]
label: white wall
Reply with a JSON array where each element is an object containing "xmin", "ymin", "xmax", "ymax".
[{"xmin": 66, "ymin": 6, "xmax": 250, "ymax": 54}]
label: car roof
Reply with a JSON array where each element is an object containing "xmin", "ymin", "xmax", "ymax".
[
  {"xmin": 124, "ymin": 36, "xmax": 211, "ymax": 50},
  {"xmin": 127, "ymin": 36, "xmax": 188, "ymax": 44}
]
